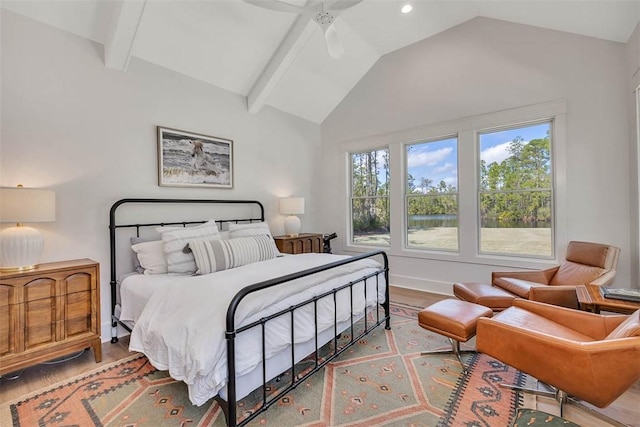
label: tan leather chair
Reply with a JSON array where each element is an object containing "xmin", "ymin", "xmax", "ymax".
[
  {"xmin": 492, "ymin": 240, "xmax": 620, "ymax": 309},
  {"xmin": 477, "ymin": 299, "xmax": 640, "ymax": 426}
]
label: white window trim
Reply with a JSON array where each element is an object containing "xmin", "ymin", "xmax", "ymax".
[
  {"xmin": 341, "ymin": 99, "xmax": 568, "ymax": 270},
  {"xmin": 475, "ymin": 119, "xmax": 555, "ymax": 260},
  {"xmin": 404, "ymin": 135, "xmax": 460, "ymax": 252},
  {"xmin": 346, "ymin": 147, "xmax": 391, "ymax": 247}
]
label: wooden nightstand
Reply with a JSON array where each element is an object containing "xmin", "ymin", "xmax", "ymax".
[
  {"xmin": 274, "ymin": 233, "xmax": 323, "ymax": 254},
  {"xmin": 0, "ymin": 258, "xmax": 101, "ymax": 375}
]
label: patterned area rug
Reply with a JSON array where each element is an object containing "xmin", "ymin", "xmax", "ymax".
[{"xmin": 3, "ymin": 304, "xmax": 525, "ymax": 427}]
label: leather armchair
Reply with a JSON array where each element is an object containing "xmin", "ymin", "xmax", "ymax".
[
  {"xmin": 492, "ymin": 240, "xmax": 620, "ymax": 309},
  {"xmin": 476, "ymin": 299, "xmax": 640, "ymax": 424}
]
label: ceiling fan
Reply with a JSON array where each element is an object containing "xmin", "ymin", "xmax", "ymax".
[{"xmin": 243, "ymin": 0, "xmax": 364, "ymax": 59}]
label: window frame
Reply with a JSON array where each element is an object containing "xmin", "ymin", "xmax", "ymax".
[
  {"xmin": 404, "ymin": 135, "xmax": 460, "ymax": 252},
  {"xmin": 348, "ymin": 147, "xmax": 391, "ymax": 247},
  {"xmin": 342, "ymin": 100, "xmax": 567, "ymax": 270},
  {"xmin": 476, "ymin": 120, "xmax": 555, "ymax": 260}
]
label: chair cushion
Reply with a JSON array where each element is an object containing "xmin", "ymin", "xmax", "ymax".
[
  {"xmin": 490, "ymin": 306, "xmax": 595, "ymax": 342},
  {"xmin": 565, "ymin": 241, "xmax": 617, "ymax": 268},
  {"xmin": 606, "ymin": 310, "xmax": 640, "ymax": 339},
  {"xmin": 493, "ymin": 278, "xmax": 544, "ymax": 298},
  {"xmin": 549, "ymin": 260, "xmax": 605, "ymax": 286}
]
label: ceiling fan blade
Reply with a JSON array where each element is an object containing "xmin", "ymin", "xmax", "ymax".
[
  {"xmin": 242, "ymin": 0, "xmax": 309, "ymax": 15},
  {"xmin": 326, "ymin": 0, "xmax": 364, "ymax": 11},
  {"xmin": 323, "ymin": 23, "xmax": 344, "ymax": 59}
]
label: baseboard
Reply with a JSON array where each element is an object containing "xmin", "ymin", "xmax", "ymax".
[{"xmin": 390, "ymin": 273, "xmax": 454, "ymax": 296}]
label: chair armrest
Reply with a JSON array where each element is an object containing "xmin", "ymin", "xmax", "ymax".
[
  {"xmin": 511, "ymin": 299, "xmax": 627, "ymax": 338},
  {"xmin": 491, "ymin": 266, "xmax": 559, "ymax": 285},
  {"xmin": 529, "ymin": 285, "xmax": 579, "ymax": 309},
  {"xmin": 590, "ymin": 270, "xmax": 616, "ymax": 287}
]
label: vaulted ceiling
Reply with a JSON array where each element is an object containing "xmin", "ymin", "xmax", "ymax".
[{"xmin": 2, "ymin": 0, "xmax": 639, "ymax": 124}]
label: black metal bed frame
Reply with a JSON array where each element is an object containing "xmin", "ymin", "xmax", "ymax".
[
  {"xmin": 109, "ymin": 198, "xmax": 266, "ymax": 341},
  {"xmin": 109, "ymin": 198, "xmax": 390, "ymax": 427}
]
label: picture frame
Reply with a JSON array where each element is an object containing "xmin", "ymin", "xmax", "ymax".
[{"xmin": 157, "ymin": 126, "xmax": 233, "ymax": 188}]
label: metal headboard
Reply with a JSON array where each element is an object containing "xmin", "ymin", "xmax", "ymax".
[{"xmin": 108, "ymin": 198, "xmax": 264, "ymax": 340}]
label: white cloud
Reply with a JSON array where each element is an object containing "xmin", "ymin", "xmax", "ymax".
[
  {"xmin": 434, "ymin": 162, "xmax": 456, "ymax": 174},
  {"xmin": 443, "ymin": 176, "xmax": 458, "ymax": 187},
  {"xmin": 407, "ymin": 147, "xmax": 452, "ymax": 168},
  {"xmin": 481, "ymin": 142, "xmax": 511, "ymax": 165}
]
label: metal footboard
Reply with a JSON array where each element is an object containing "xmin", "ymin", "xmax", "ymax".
[{"xmin": 220, "ymin": 250, "xmax": 390, "ymax": 427}]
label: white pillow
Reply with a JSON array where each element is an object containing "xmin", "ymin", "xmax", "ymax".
[
  {"xmin": 131, "ymin": 240, "xmax": 168, "ymax": 275},
  {"xmin": 228, "ymin": 222, "xmax": 280, "ymax": 256},
  {"xmin": 190, "ymin": 235, "xmax": 277, "ymax": 275},
  {"xmin": 157, "ymin": 220, "xmax": 221, "ymax": 274}
]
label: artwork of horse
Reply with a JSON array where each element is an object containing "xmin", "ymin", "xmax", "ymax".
[
  {"xmin": 157, "ymin": 126, "xmax": 233, "ymax": 188},
  {"xmin": 190, "ymin": 139, "xmax": 222, "ymax": 175}
]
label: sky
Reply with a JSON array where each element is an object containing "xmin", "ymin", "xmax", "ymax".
[{"xmin": 406, "ymin": 122, "xmax": 550, "ymax": 191}]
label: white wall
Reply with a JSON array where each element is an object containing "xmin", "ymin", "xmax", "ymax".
[
  {"xmin": 628, "ymin": 20, "xmax": 640, "ymax": 286},
  {"xmin": 321, "ymin": 17, "xmax": 633, "ymax": 292},
  {"xmin": 0, "ymin": 10, "xmax": 321, "ymax": 341}
]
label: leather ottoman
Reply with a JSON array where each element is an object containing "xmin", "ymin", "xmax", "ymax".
[
  {"xmin": 453, "ymin": 282, "xmax": 516, "ymax": 311},
  {"xmin": 418, "ymin": 299, "xmax": 493, "ymax": 374}
]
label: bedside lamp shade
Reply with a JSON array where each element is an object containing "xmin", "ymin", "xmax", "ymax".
[
  {"xmin": 0, "ymin": 187, "xmax": 56, "ymax": 271},
  {"xmin": 280, "ymin": 197, "xmax": 304, "ymax": 237}
]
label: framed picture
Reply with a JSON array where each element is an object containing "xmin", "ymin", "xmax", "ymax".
[{"xmin": 157, "ymin": 126, "xmax": 233, "ymax": 188}]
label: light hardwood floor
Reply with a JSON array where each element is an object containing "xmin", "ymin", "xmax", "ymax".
[{"xmin": 1, "ymin": 287, "xmax": 638, "ymax": 427}]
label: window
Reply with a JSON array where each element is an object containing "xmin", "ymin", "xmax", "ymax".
[
  {"xmin": 350, "ymin": 149, "xmax": 390, "ymax": 246},
  {"xmin": 344, "ymin": 101, "xmax": 564, "ymax": 264},
  {"xmin": 406, "ymin": 137, "xmax": 459, "ymax": 250},
  {"xmin": 478, "ymin": 122, "xmax": 553, "ymax": 257}
]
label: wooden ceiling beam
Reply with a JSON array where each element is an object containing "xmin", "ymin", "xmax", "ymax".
[
  {"xmin": 104, "ymin": 0, "xmax": 147, "ymax": 72},
  {"xmin": 247, "ymin": 16, "xmax": 317, "ymax": 114}
]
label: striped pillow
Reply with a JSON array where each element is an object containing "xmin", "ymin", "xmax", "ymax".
[
  {"xmin": 190, "ymin": 235, "xmax": 277, "ymax": 275},
  {"xmin": 228, "ymin": 221, "xmax": 280, "ymax": 256},
  {"xmin": 157, "ymin": 220, "xmax": 221, "ymax": 274}
]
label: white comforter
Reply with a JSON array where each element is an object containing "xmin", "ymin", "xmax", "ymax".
[{"xmin": 128, "ymin": 253, "xmax": 385, "ymax": 405}]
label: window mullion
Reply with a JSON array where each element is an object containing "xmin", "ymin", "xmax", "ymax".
[
  {"xmin": 457, "ymin": 130, "xmax": 476, "ymax": 257},
  {"xmin": 389, "ymin": 142, "xmax": 404, "ymax": 253}
]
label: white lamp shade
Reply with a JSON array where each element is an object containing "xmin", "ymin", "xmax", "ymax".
[
  {"xmin": 279, "ymin": 197, "xmax": 305, "ymax": 215},
  {"xmin": 0, "ymin": 188, "xmax": 56, "ymax": 223}
]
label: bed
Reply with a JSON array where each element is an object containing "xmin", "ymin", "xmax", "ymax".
[{"xmin": 109, "ymin": 198, "xmax": 390, "ymax": 427}]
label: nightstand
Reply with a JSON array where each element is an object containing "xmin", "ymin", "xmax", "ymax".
[
  {"xmin": 0, "ymin": 258, "xmax": 101, "ymax": 375},
  {"xmin": 274, "ymin": 233, "xmax": 323, "ymax": 254}
]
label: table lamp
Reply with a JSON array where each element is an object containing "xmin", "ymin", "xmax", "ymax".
[
  {"xmin": 0, "ymin": 185, "xmax": 56, "ymax": 271},
  {"xmin": 280, "ymin": 197, "xmax": 304, "ymax": 237}
]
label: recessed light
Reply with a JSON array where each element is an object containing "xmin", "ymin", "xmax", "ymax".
[{"xmin": 401, "ymin": 3, "xmax": 413, "ymax": 14}]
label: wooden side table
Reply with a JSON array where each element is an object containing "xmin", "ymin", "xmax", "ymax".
[
  {"xmin": 576, "ymin": 284, "xmax": 640, "ymax": 314},
  {"xmin": 274, "ymin": 233, "xmax": 323, "ymax": 254},
  {"xmin": 0, "ymin": 259, "xmax": 101, "ymax": 375}
]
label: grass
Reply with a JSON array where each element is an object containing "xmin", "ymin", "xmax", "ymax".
[{"xmin": 354, "ymin": 227, "xmax": 552, "ymax": 257}]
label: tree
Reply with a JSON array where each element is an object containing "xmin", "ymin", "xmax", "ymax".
[
  {"xmin": 419, "ymin": 177, "xmax": 432, "ymax": 194},
  {"xmin": 479, "ymin": 134, "xmax": 551, "ymax": 223},
  {"xmin": 351, "ymin": 150, "xmax": 390, "ymax": 233}
]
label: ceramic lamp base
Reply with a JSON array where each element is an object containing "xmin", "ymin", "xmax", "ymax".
[
  {"xmin": 0, "ymin": 225, "xmax": 43, "ymax": 271},
  {"xmin": 284, "ymin": 215, "xmax": 301, "ymax": 237}
]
